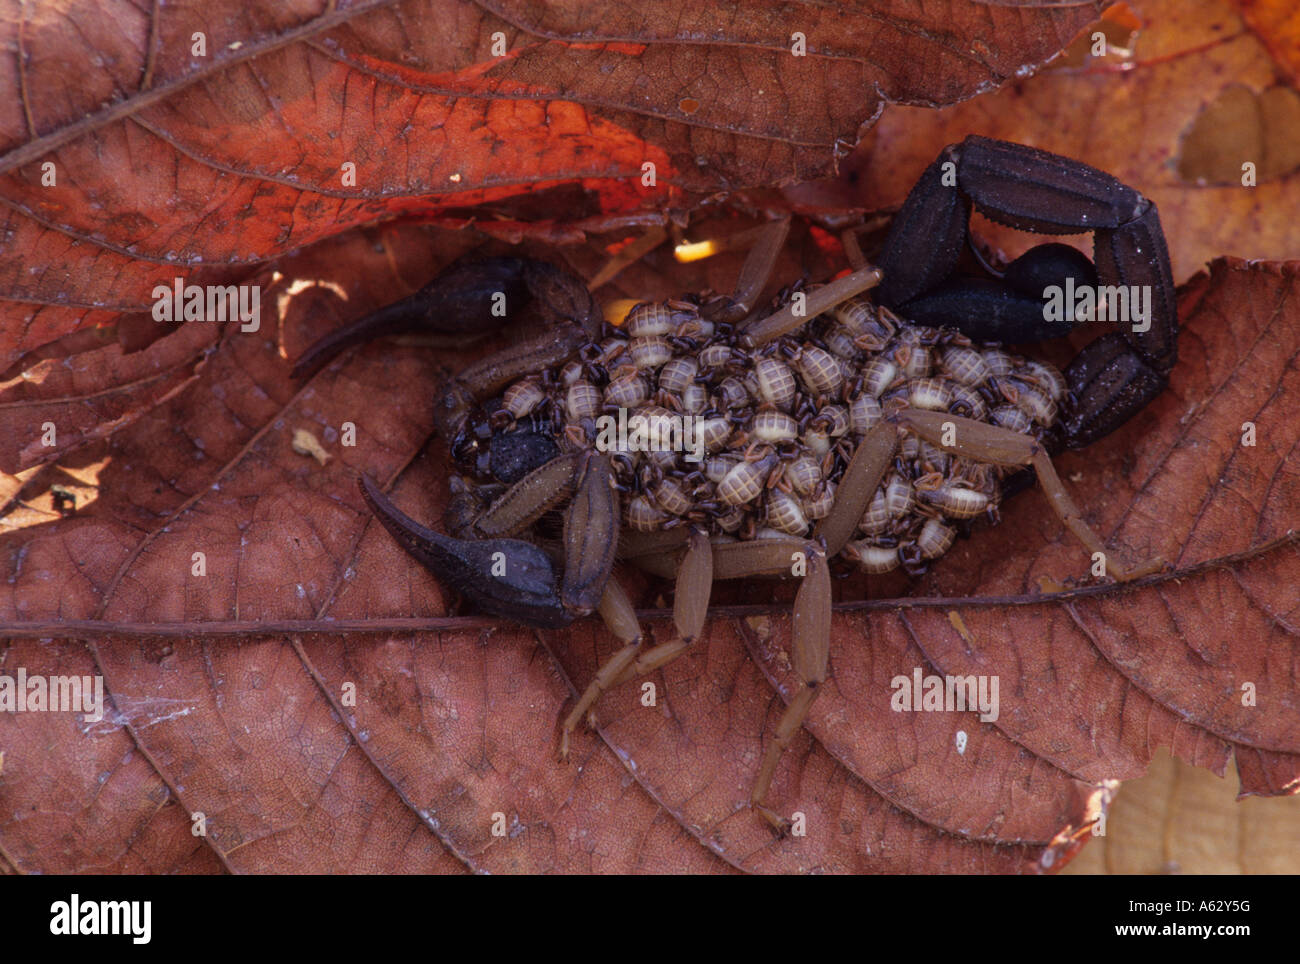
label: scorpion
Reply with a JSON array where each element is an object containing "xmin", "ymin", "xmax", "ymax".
[{"xmin": 292, "ymin": 137, "xmax": 1177, "ymax": 833}]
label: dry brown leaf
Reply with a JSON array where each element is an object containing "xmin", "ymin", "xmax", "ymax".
[
  {"xmin": 1064, "ymin": 749, "xmax": 1300, "ymax": 874},
  {"xmin": 2, "ymin": 0, "xmax": 1297, "ymax": 875},
  {"xmin": 0, "ymin": 216, "xmax": 1295, "ymax": 872},
  {"xmin": 1233, "ymin": 0, "xmax": 1300, "ymax": 85},
  {"xmin": 0, "ymin": 0, "xmax": 1101, "ymax": 374}
]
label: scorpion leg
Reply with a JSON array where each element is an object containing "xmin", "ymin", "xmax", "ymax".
[
  {"xmin": 587, "ymin": 226, "xmax": 669, "ymax": 290},
  {"xmin": 616, "ymin": 425, "xmax": 898, "ymax": 830},
  {"xmin": 726, "ymin": 216, "xmax": 791, "ymax": 321},
  {"xmin": 750, "ymin": 541, "xmax": 831, "ymax": 834},
  {"xmin": 618, "ymin": 528, "xmax": 690, "ymax": 564},
  {"xmin": 466, "ymin": 452, "xmax": 586, "ymax": 538},
  {"xmin": 610, "ymin": 536, "xmax": 778, "ymax": 678},
  {"xmin": 613, "ymin": 540, "xmax": 806, "ymax": 676},
  {"xmin": 739, "ymin": 264, "xmax": 883, "ymax": 348},
  {"xmin": 560, "ymin": 452, "xmax": 620, "ymax": 616},
  {"xmin": 559, "ymin": 529, "xmax": 714, "ymax": 759},
  {"xmin": 686, "ymin": 217, "xmax": 881, "ymax": 344},
  {"xmin": 622, "ymin": 422, "xmax": 897, "ymax": 579},
  {"xmin": 685, "ymin": 217, "xmax": 793, "ymax": 326},
  {"xmin": 627, "ymin": 534, "xmax": 803, "ymax": 581},
  {"xmin": 614, "ymin": 535, "xmax": 828, "ymax": 834},
  {"xmin": 896, "ymin": 409, "xmax": 1164, "ymax": 580},
  {"xmin": 435, "ymin": 323, "xmax": 590, "ymax": 446},
  {"xmin": 813, "ymin": 420, "xmax": 900, "ymax": 556}
]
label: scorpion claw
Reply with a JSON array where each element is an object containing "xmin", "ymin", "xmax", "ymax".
[
  {"xmin": 358, "ymin": 474, "xmax": 573, "ymax": 629},
  {"xmin": 291, "ymin": 256, "xmax": 603, "ymax": 381},
  {"xmin": 291, "ymin": 257, "xmax": 537, "ymax": 380}
]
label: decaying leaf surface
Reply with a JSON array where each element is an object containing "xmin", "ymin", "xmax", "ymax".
[
  {"xmin": 1064, "ymin": 749, "xmax": 1300, "ymax": 874},
  {"xmin": 0, "ymin": 224, "xmax": 1295, "ymax": 873},
  {"xmin": 2, "ymin": 0, "xmax": 1297, "ymax": 875},
  {"xmin": 1234, "ymin": 0, "xmax": 1300, "ymax": 85},
  {"xmin": 0, "ymin": 0, "xmax": 1103, "ymax": 375}
]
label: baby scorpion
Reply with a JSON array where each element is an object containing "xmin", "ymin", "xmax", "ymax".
[{"xmin": 293, "ymin": 137, "xmax": 1177, "ymax": 833}]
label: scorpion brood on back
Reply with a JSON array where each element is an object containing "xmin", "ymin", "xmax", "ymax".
[
  {"xmin": 292, "ymin": 136, "xmax": 1179, "ymax": 832},
  {"xmin": 449, "ymin": 292, "xmax": 1066, "ymax": 580}
]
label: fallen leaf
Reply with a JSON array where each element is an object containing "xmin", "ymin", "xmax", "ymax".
[
  {"xmin": 0, "ymin": 215, "xmax": 1295, "ymax": 872},
  {"xmin": 1064, "ymin": 748, "xmax": 1300, "ymax": 874},
  {"xmin": 0, "ymin": 0, "xmax": 1102, "ymax": 373},
  {"xmin": 1233, "ymin": 0, "xmax": 1300, "ymax": 85}
]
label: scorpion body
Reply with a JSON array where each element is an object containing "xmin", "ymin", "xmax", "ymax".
[
  {"xmin": 293, "ymin": 136, "xmax": 1179, "ymax": 832},
  {"xmin": 448, "ymin": 293, "xmax": 1066, "ymax": 579}
]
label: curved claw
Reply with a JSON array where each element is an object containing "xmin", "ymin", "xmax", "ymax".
[
  {"xmin": 358, "ymin": 474, "xmax": 572, "ymax": 628},
  {"xmin": 291, "ymin": 257, "xmax": 602, "ymax": 380}
]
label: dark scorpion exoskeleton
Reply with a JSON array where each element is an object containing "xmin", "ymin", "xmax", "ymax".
[{"xmin": 292, "ymin": 137, "xmax": 1178, "ymax": 833}]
